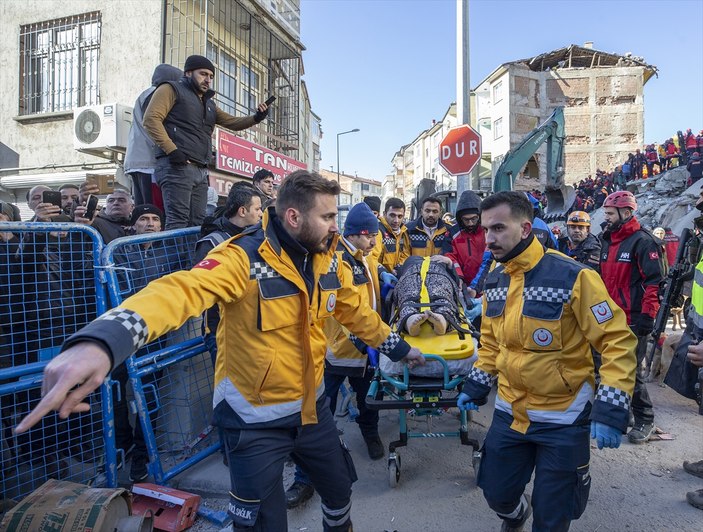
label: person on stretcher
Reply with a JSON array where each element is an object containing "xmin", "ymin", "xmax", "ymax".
[{"xmin": 394, "ymin": 255, "xmax": 463, "ymax": 336}]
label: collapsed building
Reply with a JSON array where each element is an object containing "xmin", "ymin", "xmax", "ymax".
[{"xmin": 475, "ymin": 43, "xmax": 658, "ymax": 191}]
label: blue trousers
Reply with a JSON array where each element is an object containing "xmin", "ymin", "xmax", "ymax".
[
  {"xmin": 224, "ymin": 398, "xmax": 355, "ymax": 531},
  {"xmin": 478, "ymin": 410, "xmax": 591, "ymax": 532}
]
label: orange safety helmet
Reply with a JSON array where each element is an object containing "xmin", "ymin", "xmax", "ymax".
[
  {"xmin": 566, "ymin": 211, "xmax": 591, "ymax": 227},
  {"xmin": 603, "ymin": 190, "xmax": 637, "ymax": 210}
]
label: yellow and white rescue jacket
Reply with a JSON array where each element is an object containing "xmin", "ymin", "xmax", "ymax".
[
  {"xmin": 65, "ymin": 209, "xmax": 411, "ymax": 429},
  {"xmin": 463, "ymin": 237, "xmax": 637, "ymax": 434},
  {"xmin": 324, "ymin": 238, "xmax": 382, "ymax": 376}
]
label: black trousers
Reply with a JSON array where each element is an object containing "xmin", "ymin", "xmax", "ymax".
[
  {"xmin": 633, "ymin": 335, "xmax": 655, "ymax": 424},
  {"xmin": 224, "ymin": 398, "xmax": 355, "ymax": 531}
]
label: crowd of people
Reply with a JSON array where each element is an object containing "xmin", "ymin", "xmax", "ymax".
[
  {"xmin": 4, "ymin": 163, "xmax": 701, "ymax": 531},
  {"xmin": 527, "ymin": 129, "xmax": 703, "ymax": 215},
  {"xmin": 2, "ymin": 52, "xmax": 701, "ymax": 530}
]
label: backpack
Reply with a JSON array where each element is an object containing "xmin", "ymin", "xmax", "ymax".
[{"xmin": 622, "ymin": 162, "xmax": 631, "ymax": 174}]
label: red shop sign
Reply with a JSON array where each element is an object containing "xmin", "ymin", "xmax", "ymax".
[{"xmin": 216, "ymin": 128, "xmax": 307, "ymax": 184}]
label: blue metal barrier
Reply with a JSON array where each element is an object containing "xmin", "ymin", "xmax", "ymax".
[
  {"xmin": 0, "ymin": 222, "xmax": 115, "ymax": 501},
  {"xmin": 101, "ymin": 227, "xmax": 218, "ymax": 484}
]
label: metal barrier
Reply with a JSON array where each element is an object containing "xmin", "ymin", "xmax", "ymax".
[
  {"xmin": 0, "ymin": 222, "xmax": 115, "ymax": 501},
  {"xmin": 101, "ymin": 227, "xmax": 219, "ymax": 484}
]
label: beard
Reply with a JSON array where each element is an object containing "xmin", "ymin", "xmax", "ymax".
[{"xmin": 298, "ymin": 219, "xmax": 330, "ymax": 253}]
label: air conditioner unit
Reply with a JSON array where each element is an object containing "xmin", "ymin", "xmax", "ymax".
[{"xmin": 73, "ymin": 103, "xmax": 133, "ymax": 158}]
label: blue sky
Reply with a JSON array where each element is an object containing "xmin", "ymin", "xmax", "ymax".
[{"xmin": 300, "ymin": 0, "xmax": 703, "ymax": 182}]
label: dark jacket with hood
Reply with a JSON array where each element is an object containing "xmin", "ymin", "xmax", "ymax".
[
  {"xmin": 124, "ymin": 64, "xmax": 183, "ymax": 173},
  {"xmin": 447, "ymin": 190, "xmax": 486, "ymax": 284},
  {"xmin": 557, "ymin": 232, "xmax": 601, "ymax": 272}
]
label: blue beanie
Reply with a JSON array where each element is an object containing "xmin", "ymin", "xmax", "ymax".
[{"xmin": 344, "ymin": 202, "xmax": 379, "ymax": 237}]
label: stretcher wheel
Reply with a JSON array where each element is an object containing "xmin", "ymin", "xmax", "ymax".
[{"xmin": 389, "ymin": 460, "xmax": 400, "ymax": 488}]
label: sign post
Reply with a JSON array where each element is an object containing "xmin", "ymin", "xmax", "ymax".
[{"xmin": 438, "ymin": 125, "xmax": 482, "ymax": 177}]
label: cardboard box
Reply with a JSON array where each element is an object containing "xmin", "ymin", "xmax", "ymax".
[
  {"xmin": 0, "ymin": 479, "xmax": 131, "ymax": 531},
  {"xmin": 131, "ymin": 483, "xmax": 200, "ymax": 532},
  {"xmin": 85, "ymin": 173, "xmax": 116, "ymax": 194}
]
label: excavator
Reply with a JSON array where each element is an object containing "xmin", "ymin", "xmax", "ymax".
[{"xmin": 493, "ymin": 106, "xmax": 575, "ymax": 217}]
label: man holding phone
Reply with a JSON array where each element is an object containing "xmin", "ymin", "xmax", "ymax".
[
  {"xmin": 74, "ymin": 189, "xmax": 134, "ymax": 244},
  {"xmin": 143, "ymin": 55, "xmax": 272, "ymax": 230}
]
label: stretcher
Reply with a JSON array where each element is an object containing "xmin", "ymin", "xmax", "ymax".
[{"xmin": 366, "ymin": 257, "xmax": 484, "ymax": 488}]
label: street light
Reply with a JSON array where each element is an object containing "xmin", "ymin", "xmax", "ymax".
[{"xmin": 336, "ymin": 128, "xmax": 360, "ymax": 185}]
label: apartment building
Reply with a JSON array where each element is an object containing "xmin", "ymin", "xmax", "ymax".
[{"xmin": 0, "ymin": 0, "xmax": 318, "ymax": 210}]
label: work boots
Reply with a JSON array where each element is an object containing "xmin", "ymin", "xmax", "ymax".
[
  {"xmin": 363, "ymin": 436, "xmax": 385, "ymax": 460},
  {"xmin": 627, "ymin": 422, "xmax": 654, "ymax": 444},
  {"xmin": 683, "ymin": 460, "xmax": 703, "ymax": 479},
  {"xmin": 285, "ymin": 481, "xmax": 314, "ymax": 509},
  {"xmin": 686, "ymin": 489, "xmax": 703, "ymax": 510},
  {"xmin": 500, "ymin": 494, "xmax": 532, "ymax": 532}
]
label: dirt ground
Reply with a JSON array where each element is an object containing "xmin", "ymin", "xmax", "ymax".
[{"xmin": 190, "ymin": 372, "xmax": 702, "ymax": 532}]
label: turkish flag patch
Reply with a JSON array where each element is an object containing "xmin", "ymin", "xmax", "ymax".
[
  {"xmin": 194, "ymin": 259, "xmax": 221, "ymax": 270},
  {"xmin": 649, "ymin": 251, "xmax": 659, "ymax": 260}
]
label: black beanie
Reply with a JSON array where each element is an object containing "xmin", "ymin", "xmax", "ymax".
[
  {"xmin": 184, "ymin": 55, "xmax": 215, "ymax": 73},
  {"xmin": 363, "ymin": 196, "xmax": 382, "ymax": 213},
  {"xmin": 131, "ymin": 204, "xmax": 164, "ymax": 226}
]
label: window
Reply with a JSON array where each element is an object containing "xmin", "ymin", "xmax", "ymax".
[
  {"xmin": 19, "ymin": 12, "xmax": 101, "ymax": 115},
  {"xmin": 493, "ymin": 80, "xmax": 503, "ymax": 104},
  {"xmin": 494, "ymin": 117, "xmax": 503, "ymax": 140},
  {"xmin": 241, "ymin": 65, "xmax": 260, "ymax": 112},
  {"xmin": 207, "ymin": 42, "xmax": 237, "ymax": 115}
]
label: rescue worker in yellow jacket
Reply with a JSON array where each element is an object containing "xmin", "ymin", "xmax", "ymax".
[
  {"xmin": 457, "ymin": 191, "xmax": 637, "ymax": 532},
  {"xmin": 406, "ymin": 196, "xmax": 453, "ymax": 257},
  {"xmin": 371, "ymin": 197, "xmax": 410, "ymax": 273},
  {"xmin": 286, "ymin": 202, "xmax": 396, "ymax": 508},
  {"xmin": 16, "ymin": 171, "xmax": 425, "ymax": 532}
]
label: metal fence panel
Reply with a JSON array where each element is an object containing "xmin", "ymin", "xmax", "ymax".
[
  {"xmin": 102, "ymin": 227, "xmax": 218, "ymax": 484},
  {"xmin": 0, "ymin": 222, "xmax": 115, "ymax": 501}
]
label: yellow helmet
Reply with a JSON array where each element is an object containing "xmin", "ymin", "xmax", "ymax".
[{"xmin": 566, "ymin": 211, "xmax": 591, "ymax": 227}]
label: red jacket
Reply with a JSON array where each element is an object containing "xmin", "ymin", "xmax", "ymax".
[
  {"xmin": 663, "ymin": 231, "xmax": 680, "ymax": 266},
  {"xmin": 685, "ymin": 132, "xmax": 698, "ymax": 150},
  {"xmin": 600, "ymin": 217, "xmax": 663, "ymax": 322},
  {"xmin": 446, "ymin": 226, "xmax": 486, "ymax": 284}
]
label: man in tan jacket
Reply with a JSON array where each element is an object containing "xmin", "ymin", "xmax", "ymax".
[{"xmin": 143, "ymin": 54, "xmax": 269, "ymax": 229}]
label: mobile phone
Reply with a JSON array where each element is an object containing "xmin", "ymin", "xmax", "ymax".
[
  {"xmin": 43, "ymin": 190, "xmax": 63, "ymax": 209},
  {"xmin": 265, "ymin": 96, "xmax": 276, "ymax": 106},
  {"xmin": 85, "ymin": 195, "xmax": 99, "ymax": 220}
]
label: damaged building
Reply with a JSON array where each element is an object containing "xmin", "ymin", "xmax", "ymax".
[{"xmin": 475, "ymin": 42, "xmax": 658, "ymax": 190}]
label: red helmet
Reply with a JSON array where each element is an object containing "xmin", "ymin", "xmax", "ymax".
[{"xmin": 603, "ymin": 191, "xmax": 637, "ymax": 210}]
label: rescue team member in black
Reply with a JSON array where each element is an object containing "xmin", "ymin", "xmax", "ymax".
[{"xmin": 15, "ymin": 170, "xmax": 425, "ymax": 531}]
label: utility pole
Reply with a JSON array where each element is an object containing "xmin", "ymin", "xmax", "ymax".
[{"xmin": 456, "ymin": 0, "xmax": 471, "ymax": 194}]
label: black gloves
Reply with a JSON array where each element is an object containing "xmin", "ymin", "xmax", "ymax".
[
  {"xmin": 254, "ymin": 107, "xmax": 269, "ymax": 123},
  {"xmin": 168, "ymin": 149, "xmax": 188, "ymax": 166},
  {"xmin": 632, "ymin": 314, "xmax": 654, "ymax": 337}
]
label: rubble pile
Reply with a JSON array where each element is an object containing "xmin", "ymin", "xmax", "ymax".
[{"xmin": 587, "ymin": 166, "xmax": 701, "ymax": 236}]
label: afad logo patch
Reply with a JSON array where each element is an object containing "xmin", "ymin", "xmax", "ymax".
[
  {"xmin": 649, "ymin": 251, "xmax": 659, "ymax": 261},
  {"xmin": 590, "ymin": 301, "xmax": 614, "ymax": 324},
  {"xmin": 194, "ymin": 259, "xmax": 221, "ymax": 270}
]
